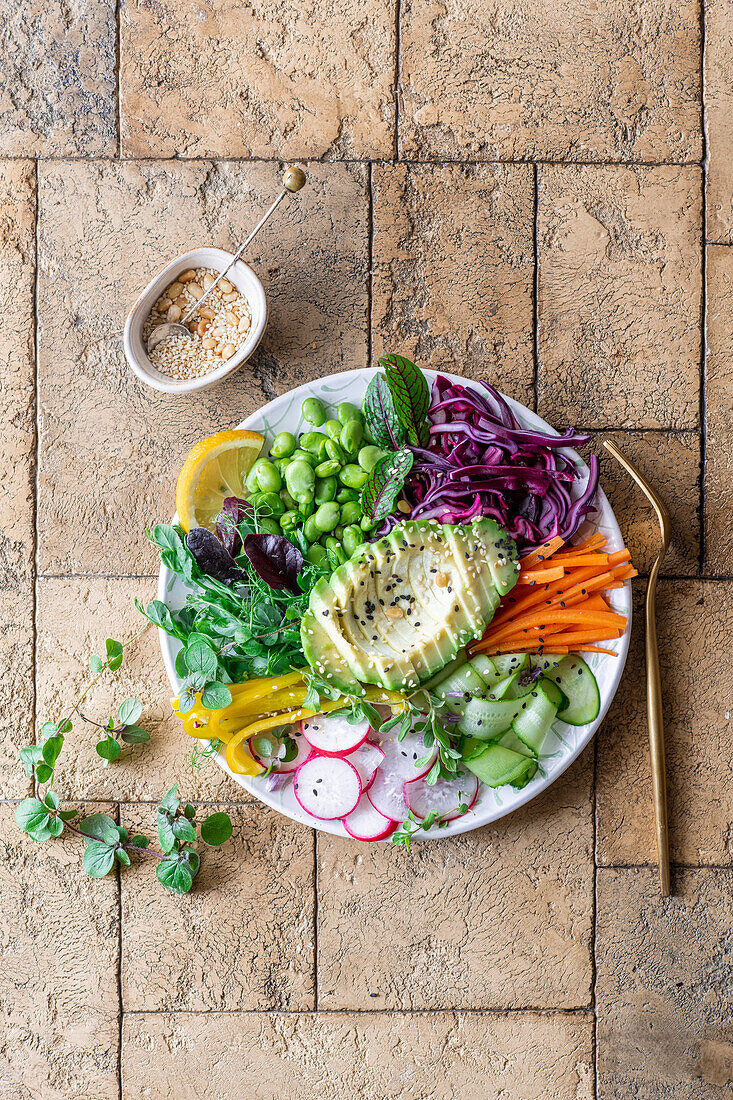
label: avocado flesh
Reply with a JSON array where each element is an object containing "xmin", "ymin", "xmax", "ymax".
[
  {"xmin": 300, "ymin": 518, "xmax": 518, "ymax": 691},
  {"xmin": 330, "ymin": 560, "xmax": 419, "ymax": 688},
  {"xmin": 470, "ymin": 516, "xmax": 520, "ymax": 596},
  {"xmin": 300, "ymin": 609, "xmax": 365, "ymax": 696}
]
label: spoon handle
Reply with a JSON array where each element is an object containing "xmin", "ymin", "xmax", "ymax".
[
  {"xmin": 645, "ymin": 558, "xmax": 670, "ymax": 896},
  {"xmin": 181, "ymin": 166, "xmax": 306, "ymax": 325}
]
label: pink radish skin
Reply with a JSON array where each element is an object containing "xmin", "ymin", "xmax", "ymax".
[
  {"xmin": 404, "ymin": 771, "xmax": 479, "ymax": 822},
  {"xmin": 294, "ymin": 756, "xmax": 361, "ymax": 820},
  {"xmin": 343, "ymin": 796, "xmax": 396, "ymax": 842},
  {"xmin": 301, "ymin": 715, "xmax": 370, "ymax": 757},
  {"xmin": 346, "ymin": 740, "xmax": 384, "ymax": 793}
]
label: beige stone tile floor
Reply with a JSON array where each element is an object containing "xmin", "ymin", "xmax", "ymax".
[{"xmin": 0, "ymin": 1, "xmax": 732, "ymax": 1096}]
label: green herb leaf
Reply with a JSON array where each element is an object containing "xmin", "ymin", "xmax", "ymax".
[
  {"xmin": 48, "ymin": 817, "xmax": 64, "ymax": 837},
  {"xmin": 303, "ymin": 684, "xmax": 321, "ymax": 713},
  {"xmin": 57, "ymin": 718, "xmax": 73, "ymax": 735},
  {"xmin": 19, "ymin": 745, "xmax": 43, "ymax": 777},
  {"xmin": 120, "ymin": 725, "xmax": 151, "ymax": 745},
  {"xmin": 15, "ymin": 798, "xmax": 51, "ymax": 836},
  {"xmin": 379, "ymin": 354, "xmax": 430, "ymax": 446},
  {"xmin": 200, "ymin": 681, "xmax": 232, "ymax": 710},
  {"xmin": 117, "ymin": 697, "xmax": 143, "ymax": 726},
  {"xmin": 82, "ymin": 840, "xmax": 116, "ymax": 878},
  {"xmin": 142, "ymin": 599, "xmax": 178, "ymax": 635},
  {"xmin": 90, "ymin": 654, "xmax": 104, "ymax": 675},
  {"xmin": 115, "ymin": 847, "xmax": 131, "ymax": 866},
  {"xmin": 183, "ymin": 803, "xmax": 196, "ymax": 820},
  {"xmin": 184, "ymin": 639, "xmax": 218, "ymax": 679},
  {"xmin": 40, "ymin": 721, "xmax": 58, "ymax": 739},
  {"xmin": 59, "ymin": 808, "xmax": 78, "ymax": 822},
  {"xmin": 177, "ymin": 688, "xmax": 196, "ymax": 714},
  {"xmin": 105, "ymin": 638, "xmax": 124, "ymax": 671},
  {"xmin": 42, "ymin": 734, "xmax": 64, "ymax": 767},
  {"xmin": 128, "ymin": 834, "xmax": 149, "ymax": 848},
  {"xmin": 96, "ymin": 735, "xmax": 122, "ymax": 763},
  {"xmin": 34, "ymin": 763, "xmax": 54, "ymax": 784},
  {"xmin": 157, "ymin": 815, "xmax": 176, "ymax": 854},
  {"xmin": 360, "ymin": 448, "xmax": 414, "ymax": 524},
  {"xmin": 44, "ymin": 790, "xmax": 60, "ymax": 811},
  {"xmin": 171, "ymin": 816, "xmax": 197, "ymax": 843},
  {"xmin": 160, "ymin": 784, "xmax": 179, "ymax": 813},
  {"xmin": 156, "ymin": 849, "xmax": 199, "ymax": 894},
  {"xmin": 362, "ymin": 372, "xmax": 406, "ymax": 450},
  {"xmin": 79, "ymin": 813, "xmax": 119, "ymax": 845},
  {"xmin": 200, "ymin": 812, "xmax": 233, "ymax": 847}
]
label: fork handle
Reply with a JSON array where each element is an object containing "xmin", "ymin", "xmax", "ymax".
[{"xmin": 645, "ymin": 563, "xmax": 670, "ymax": 897}]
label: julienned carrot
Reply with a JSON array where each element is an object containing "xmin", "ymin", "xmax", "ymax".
[
  {"xmin": 607, "ymin": 549, "xmax": 631, "ymax": 567},
  {"xmin": 520, "ymin": 536, "xmax": 565, "ymax": 569},
  {"xmin": 517, "ymin": 565, "xmax": 565, "ymax": 585},
  {"xmin": 483, "ymin": 609, "xmax": 627, "ymax": 646},
  {"xmin": 482, "ymin": 642, "xmax": 618, "ymax": 656},
  {"xmin": 490, "ymin": 568, "xmax": 617, "ymax": 628},
  {"xmin": 539, "ymin": 553, "xmax": 609, "ymax": 568}
]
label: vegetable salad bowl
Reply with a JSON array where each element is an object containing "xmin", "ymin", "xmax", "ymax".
[{"xmin": 158, "ymin": 368, "xmax": 631, "ymax": 840}]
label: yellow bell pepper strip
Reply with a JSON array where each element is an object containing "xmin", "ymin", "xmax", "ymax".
[{"xmin": 225, "ymin": 699, "xmax": 348, "ymax": 774}]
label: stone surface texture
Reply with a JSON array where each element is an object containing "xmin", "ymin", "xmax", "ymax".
[
  {"xmin": 1, "ymin": 1, "xmax": 730, "ymax": 1096},
  {"xmin": 120, "ymin": 0, "xmax": 396, "ymax": 158}
]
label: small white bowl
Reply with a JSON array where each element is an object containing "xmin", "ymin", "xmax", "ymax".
[{"xmin": 123, "ymin": 246, "xmax": 268, "ymax": 394}]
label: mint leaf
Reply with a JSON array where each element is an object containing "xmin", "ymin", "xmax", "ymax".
[
  {"xmin": 79, "ymin": 813, "xmax": 120, "ymax": 845},
  {"xmin": 200, "ymin": 812, "xmax": 233, "ymax": 847},
  {"xmin": 362, "ymin": 372, "xmax": 406, "ymax": 450},
  {"xmin": 117, "ymin": 697, "xmax": 143, "ymax": 726},
  {"xmin": 120, "ymin": 725, "xmax": 151, "ymax": 745},
  {"xmin": 96, "ymin": 735, "xmax": 122, "ymax": 762},
  {"xmin": 379, "ymin": 354, "xmax": 430, "ymax": 446},
  {"xmin": 200, "ymin": 681, "xmax": 232, "ymax": 710},
  {"xmin": 360, "ymin": 448, "xmax": 414, "ymax": 524},
  {"xmin": 105, "ymin": 638, "xmax": 124, "ymax": 671},
  {"xmin": 82, "ymin": 840, "xmax": 116, "ymax": 878}
]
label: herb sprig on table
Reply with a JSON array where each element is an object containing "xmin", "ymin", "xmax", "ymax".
[{"xmin": 14, "ymin": 628, "xmax": 232, "ymax": 894}]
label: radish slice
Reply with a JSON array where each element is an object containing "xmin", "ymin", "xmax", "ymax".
[
  {"xmin": 343, "ymin": 797, "xmax": 396, "ymax": 841},
  {"xmin": 346, "ymin": 740, "xmax": 384, "ymax": 792},
  {"xmin": 367, "ymin": 767, "xmax": 409, "ymax": 821},
  {"xmin": 294, "ymin": 756, "xmax": 361, "ymax": 820},
  {"xmin": 301, "ymin": 715, "xmax": 370, "ymax": 757},
  {"xmin": 249, "ymin": 730, "xmax": 311, "ymax": 773},
  {"xmin": 374, "ymin": 726, "xmax": 438, "ymax": 779},
  {"xmin": 405, "ymin": 770, "xmax": 479, "ymax": 822}
]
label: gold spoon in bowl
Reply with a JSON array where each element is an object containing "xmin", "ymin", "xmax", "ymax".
[
  {"xmin": 603, "ymin": 439, "xmax": 672, "ymax": 896},
  {"xmin": 147, "ymin": 166, "xmax": 307, "ymax": 354}
]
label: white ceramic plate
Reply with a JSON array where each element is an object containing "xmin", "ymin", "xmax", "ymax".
[{"xmin": 158, "ymin": 368, "xmax": 631, "ymax": 839}]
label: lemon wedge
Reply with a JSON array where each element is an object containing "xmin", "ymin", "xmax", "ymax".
[{"xmin": 175, "ymin": 429, "xmax": 264, "ymax": 532}]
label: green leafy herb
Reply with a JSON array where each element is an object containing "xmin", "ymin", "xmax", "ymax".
[
  {"xmin": 379, "ymin": 353, "xmax": 430, "ymax": 447},
  {"xmin": 200, "ymin": 812, "xmax": 233, "ymax": 847},
  {"xmin": 360, "ymin": 448, "xmax": 414, "ymax": 524},
  {"xmin": 392, "ymin": 799, "xmax": 470, "ymax": 849},
  {"xmin": 362, "ymin": 372, "xmax": 406, "ymax": 451}
]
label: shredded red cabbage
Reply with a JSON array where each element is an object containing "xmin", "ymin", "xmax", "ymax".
[{"xmin": 399, "ymin": 376, "xmax": 599, "ymax": 553}]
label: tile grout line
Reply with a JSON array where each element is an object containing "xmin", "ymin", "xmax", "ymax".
[
  {"xmin": 367, "ymin": 161, "xmax": 374, "ymax": 368},
  {"xmin": 121, "ymin": 1005, "xmax": 598, "ymax": 1018},
  {"xmin": 31, "ymin": 164, "xmax": 40, "ymax": 770},
  {"xmin": 313, "ymin": 831, "xmax": 319, "ymax": 1011},
  {"xmin": 393, "ymin": 0, "xmax": 401, "ymax": 162},
  {"xmin": 592, "ymin": 693, "xmax": 599, "ymax": 1098},
  {"xmin": 699, "ymin": 0, "xmax": 709, "ymax": 575},
  {"xmin": 0, "ymin": 154, "xmax": 708, "ymax": 167},
  {"xmin": 532, "ymin": 163, "xmax": 539, "ymax": 414}
]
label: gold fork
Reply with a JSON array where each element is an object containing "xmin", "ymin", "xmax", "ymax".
[{"xmin": 602, "ymin": 440, "xmax": 672, "ymax": 896}]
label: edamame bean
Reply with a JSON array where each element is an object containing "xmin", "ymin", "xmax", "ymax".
[
  {"xmin": 336, "ymin": 487, "xmax": 359, "ymax": 504},
  {"xmin": 285, "ymin": 460, "xmax": 316, "ymax": 503},
  {"xmin": 325, "ymin": 438, "xmax": 346, "ymax": 464},
  {"xmin": 258, "ymin": 492, "xmax": 286, "ymax": 518},
  {"xmin": 299, "ymin": 499, "xmax": 315, "ymax": 520},
  {"xmin": 358, "ymin": 445, "xmax": 387, "ymax": 473},
  {"xmin": 360, "ymin": 514, "xmax": 376, "ymax": 531},
  {"xmin": 289, "ymin": 449, "xmax": 318, "ymax": 467},
  {"xmin": 302, "ymin": 397, "xmax": 327, "ymax": 427},
  {"xmin": 303, "ymin": 515, "xmax": 322, "ymax": 543},
  {"xmin": 280, "ymin": 510, "xmax": 300, "ymax": 531},
  {"xmin": 300, "ymin": 431, "xmax": 328, "ymax": 458},
  {"xmin": 270, "ymin": 431, "xmax": 297, "ymax": 459},
  {"xmin": 324, "ymin": 419, "xmax": 342, "ymax": 440},
  {"xmin": 325, "ymin": 537, "xmax": 346, "ymax": 569},
  {"xmin": 314, "ymin": 475, "xmax": 338, "ymax": 504},
  {"xmin": 280, "ymin": 488, "xmax": 297, "ymax": 510},
  {"xmin": 339, "ymin": 500, "xmax": 361, "ymax": 526},
  {"xmin": 314, "ymin": 501, "xmax": 340, "ymax": 533},
  {"xmin": 342, "ymin": 524, "xmax": 363, "ymax": 558},
  {"xmin": 255, "ymin": 459, "xmax": 282, "ymax": 493},
  {"xmin": 337, "ymin": 401, "xmax": 361, "ymax": 424},
  {"xmin": 340, "ymin": 418, "xmax": 363, "ymax": 456},
  {"xmin": 314, "ymin": 459, "xmax": 340, "ymax": 478},
  {"xmin": 339, "ymin": 464, "xmax": 369, "ymax": 490},
  {"xmin": 258, "ymin": 517, "xmax": 282, "ymax": 537},
  {"xmin": 306, "ymin": 543, "xmax": 328, "ymax": 567},
  {"xmin": 246, "ymin": 464, "xmax": 262, "ymax": 494}
]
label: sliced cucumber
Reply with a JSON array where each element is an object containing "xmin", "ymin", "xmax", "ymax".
[
  {"xmin": 432, "ymin": 662, "xmax": 487, "ymax": 715},
  {"xmin": 464, "ymin": 742, "xmax": 537, "ymax": 788},
  {"xmin": 540, "ymin": 677, "xmax": 564, "ymax": 710},
  {"xmin": 458, "ymin": 695, "xmax": 523, "ymax": 739},
  {"xmin": 542, "ymin": 656, "xmax": 600, "ymax": 726},
  {"xmin": 491, "ymin": 653, "xmax": 529, "ymax": 679},
  {"xmin": 511, "ymin": 683, "xmax": 558, "ymax": 755},
  {"xmin": 469, "ymin": 654, "xmax": 499, "ymax": 686}
]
